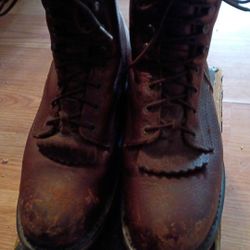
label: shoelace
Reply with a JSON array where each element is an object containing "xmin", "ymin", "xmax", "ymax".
[
  {"xmin": 0, "ymin": 0, "xmax": 17, "ymax": 16},
  {"xmin": 131, "ymin": 0, "xmax": 249, "ymax": 138},
  {"xmin": 131, "ymin": 0, "xmax": 210, "ymax": 136},
  {"xmin": 224, "ymin": 0, "xmax": 250, "ymax": 11},
  {"xmin": 36, "ymin": 0, "xmax": 113, "ymax": 137}
]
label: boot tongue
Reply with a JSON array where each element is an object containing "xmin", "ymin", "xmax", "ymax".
[
  {"xmin": 160, "ymin": 62, "xmax": 188, "ymax": 134},
  {"xmin": 43, "ymin": 0, "xmax": 99, "ymax": 134},
  {"xmin": 158, "ymin": 5, "xmax": 198, "ymax": 134}
]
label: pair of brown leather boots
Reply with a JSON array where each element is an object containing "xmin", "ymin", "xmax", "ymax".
[{"xmin": 12, "ymin": 0, "xmax": 231, "ymax": 249}]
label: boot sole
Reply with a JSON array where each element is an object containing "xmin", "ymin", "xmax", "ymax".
[{"xmin": 122, "ymin": 164, "xmax": 226, "ymax": 250}]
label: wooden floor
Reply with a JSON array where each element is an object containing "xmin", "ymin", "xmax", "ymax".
[{"xmin": 0, "ymin": 1, "xmax": 249, "ymax": 249}]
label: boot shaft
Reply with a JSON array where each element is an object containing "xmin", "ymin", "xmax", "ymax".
[{"xmin": 42, "ymin": 0, "xmax": 120, "ymax": 84}]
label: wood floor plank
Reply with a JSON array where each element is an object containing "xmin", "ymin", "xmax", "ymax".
[
  {"xmin": 222, "ymin": 102, "xmax": 250, "ymax": 250},
  {"xmin": 208, "ymin": 2, "xmax": 250, "ymax": 104}
]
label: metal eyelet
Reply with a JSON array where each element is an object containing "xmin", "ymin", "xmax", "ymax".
[
  {"xmin": 202, "ymin": 24, "xmax": 210, "ymax": 34},
  {"xmin": 208, "ymin": 6, "xmax": 216, "ymax": 15},
  {"xmin": 203, "ymin": 46, "xmax": 209, "ymax": 54},
  {"xmin": 143, "ymin": 129, "xmax": 148, "ymax": 135},
  {"xmin": 94, "ymin": 1, "xmax": 100, "ymax": 12},
  {"xmin": 147, "ymin": 24, "xmax": 155, "ymax": 35},
  {"xmin": 144, "ymin": 106, "xmax": 150, "ymax": 113},
  {"xmin": 143, "ymin": 42, "xmax": 149, "ymax": 48}
]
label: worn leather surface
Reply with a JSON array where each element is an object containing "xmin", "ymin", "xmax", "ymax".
[
  {"xmin": 17, "ymin": 187, "xmax": 127, "ymax": 250},
  {"xmin": 123, "ymin": 0, "xmax": 224, "ymax": 249},
  {"xmin": 17, "ymin": 0, "xmax": 128, "ymax": 248}
]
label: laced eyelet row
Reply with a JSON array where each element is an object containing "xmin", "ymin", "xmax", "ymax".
[{"xmin": 38, "ymin": 0, "xmax": 112, "ymax": 136}]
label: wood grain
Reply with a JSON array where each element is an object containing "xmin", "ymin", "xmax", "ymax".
[{"xmin": 0, "ymin": 0, "xmax": 250, "ymax": 249}]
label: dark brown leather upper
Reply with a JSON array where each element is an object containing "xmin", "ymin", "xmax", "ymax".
[
  {"xmin": 17, "ymin": 0, "xmax": 128, "ymax": 248},
  {"xmin": 123, "ymin": 0, "xmax": 224, "ymax": 249}
]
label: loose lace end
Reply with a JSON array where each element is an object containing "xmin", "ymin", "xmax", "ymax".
[
  {"xmin": 224, "ymin": 0, "xmax": 250, "ymax": 11},
  {"xmin": 0, "ymin": 0, "xmax": 18, "ymax": 16},
  {"xmin": 99, "ymin": 25, "xmax": 114, "ymax": 41}
]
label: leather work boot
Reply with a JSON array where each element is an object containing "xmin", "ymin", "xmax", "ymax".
[
  {"xmin": 16, "ymin": 0, "xmax": 129, "ymax": 249},
  {"xmin": 122, "ymin": 0, "xmax": 225, "ymax": 249}
]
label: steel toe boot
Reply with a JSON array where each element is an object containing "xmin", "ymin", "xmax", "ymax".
[
  {"xmin": 17, "ymin": 0, "xmax": 129, "ymax": 249},
  {"xmin": 122, "ymin": 0, "xmax": 225, "ymax": 249}
]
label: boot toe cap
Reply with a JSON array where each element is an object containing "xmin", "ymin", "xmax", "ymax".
[
  {"xmin": 18, "ymin": 167, "xmax": 103, "ymax": 248},
  {"xmin": 18, "ymin": 189, "xmax": 100, "ymax": 248},
  {"xmin": 123, "ymin": 173, "xmax": 222, "ymax": 250}
]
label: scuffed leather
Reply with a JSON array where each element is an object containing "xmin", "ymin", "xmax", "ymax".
[{"xmin": 19, "ymin": 64, "xmax": 113, "ymax": 247}]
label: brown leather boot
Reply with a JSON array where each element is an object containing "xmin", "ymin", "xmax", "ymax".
[
  {"xmin": 17, "ymin": 0, "xmax": 129, "ymax": 249},
  {"xmin": 122, "ymin": 0, "xmax": 225, "ymax": 249}
]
